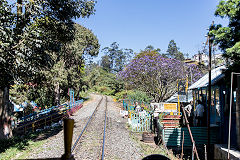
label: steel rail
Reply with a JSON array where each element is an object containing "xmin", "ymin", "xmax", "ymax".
[
  {"xmin": 101, "ymin": 96, "xmax": 107, "ymax": 160},
  {"xmin": 71, "ymin": 96, "xmax": 104, "ymax": 152}
]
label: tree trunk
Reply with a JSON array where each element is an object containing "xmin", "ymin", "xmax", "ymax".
[
  {"xmin": 0, "ymin": 87, "xmax": 13, "ymax": 139},
  {"xmin": 236, "ymin": 75, "xmax": 240, "ymax": 150},
  {"xmin": 54, "ymin": 82, "xmax": 60, "ymax": 105}
]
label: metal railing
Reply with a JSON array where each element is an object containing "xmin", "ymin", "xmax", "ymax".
[{"xmin": 13, "ymin": 100, "xmax": 84, "ymax": 134}]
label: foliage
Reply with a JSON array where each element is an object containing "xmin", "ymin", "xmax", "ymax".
[
  {"xmin": 84, "ymin": 64, "xmax": 124, "ymax": 95},
  {"xmin": 118, "ymin": 52, "xmax": 202, "ymax": 102},
  {"xmin": 1, "ymin": 0, "xmax": 98, "ymax": 110},
  {"xmin": 9, "ymin": 84, "xmax": 29, "ymax": 104},
  {"xmin": 126, "ymin": 90, "xmax": 152, "ymax": 103},
  {"xmin": 101, "ymin": 42, "xmax": 133, "ymax": 72},
  {"xmin": 95, "ymin": 86, "xmax": 115, "ymax": 95},
  {"xmin": 85, "ymin": 42, "xmax": 134, "ymax": 97},
  {"xmin": 114, "ymin": 90, "xmax": 129, "ymax": 100},
  {"xmin": 166, "ymin": 40, "xmax": 185, "ymax": 61},
  {"xmin": 135, "ymin": 47, "xmax": 161, "ymax": 59},
  {"xmin": 144, "ymin": 45, "xmax": 161, "ymax": 53},
  {"xmin": 84, "ymin": 63, "xmax": 101, "ymax": 89},
  {"xmin": 100, "ymin": 55, "xmax": 112, "ymax": 72},
  {"xmin": 211, "ymin": 0, "xmax": 240, "ymax": 67},
  {"xmin": 10, "ymin": 23, "xmax": 100, "ymax": 107},
  {"xmin": 0, "ymin": 0, "xmax": 97, "ymax": 89}
]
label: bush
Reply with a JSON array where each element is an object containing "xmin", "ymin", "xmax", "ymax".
[
  {"xmin": 78, "ymin": 91, "xmax": 90, "ymax": 99},
  {"xmin": 127, "ymin": 90, "xmax": 152, "ymax": 103},
  {"xmin": 93, "ymin": 86, "xmax": 115, "ymax": 96},
  {"xmin": 115, "ymin": 90, "xmax": 129, "ymax": 100},
  {"xmin": 115, "ymin": 90, "xmax": 152, "ymax": 103}
]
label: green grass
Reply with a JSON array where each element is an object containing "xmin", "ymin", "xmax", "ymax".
[
  {"xmin": 0, "ymin": 126, "xmax": 63, "ymax": 160},
  {"xmin": 0, "ymin": 133, "xmax": 47, "ymax": 160},
  {"xmin": 2, "ymin": 140, "xmax": 46, "ymax": 160}
]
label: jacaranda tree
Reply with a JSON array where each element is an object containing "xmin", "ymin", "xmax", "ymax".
[{"xmin": 118, "ymin": 51, "xmax": 202, "ymax": 102}]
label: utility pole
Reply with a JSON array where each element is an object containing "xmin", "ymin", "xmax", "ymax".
[
  {"xmin": 236, "ymin": 75, "xmax": 240, "ymax": 150},
  {"xmin": 207, "ymin": 21, "xmax": 214, "ymax": 160}
]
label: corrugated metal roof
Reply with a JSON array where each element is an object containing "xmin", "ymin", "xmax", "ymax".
[
  {"xmin": 188, "ymin": 66, "xmax": 226, "ymax": 90},
  {"xmin": 166, "ymin": 90, "xmax": 193, "ymax": 103}
]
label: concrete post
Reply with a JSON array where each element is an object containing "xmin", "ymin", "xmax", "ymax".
[{"xmin": 61, "ymin": 118, "xmax": 74, "ymax": 160}]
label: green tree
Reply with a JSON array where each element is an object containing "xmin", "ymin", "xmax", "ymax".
[
  {"xmin": 0, "ymin": 0, "xmax": 96, "ymax": 139},
  {"xmin": 101, "ymin": 55, "xmax": 111, "ymax": 72},
  {"xmin": 28, "ymin": 23, "xmax": 99, "ymax": 106},
  {"xmin": 84, "ymin": 65, "xmax": 124, "ymax": 95},
  {"xmin": 135, "ymin": 48, "xmax": 161, "ymax": 59},
  {"xmin": 142, "ymin": 45, "xmax": 166, "ymax": 57},
  {"xmin": 211, "ymin": 0, "xmax": 240, "ymax": 67},
  {"xmin": 144, "ymin": 45, "xmax": 161, "ymax": 53},
  {"xmin": 166, "ymin": 40, "xmax": 185, "ymax": 61},
  {"xmin": 60, "ymin": 24, "xmax": 99, "ymax": 100},
  {"xmin": 84, "ymin": 63, "xmax": 101, "ymax": 88},
  {"xmin": 102, "ymin": 42, "xmax": 133, "ymax": 72}
]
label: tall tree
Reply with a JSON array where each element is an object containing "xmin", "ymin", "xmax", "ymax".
[
  {"xmin": 26, "ymin": 23, "xmax": 99, "ymax": 106},
  {"xmin": 101, "ymin": 55, "xmax": 111, "ymax": 72},
  {"xmin": 145, "ymin": 45, "xmax": 155, "ymax": 51},
  {"xmin": 166, "ymin": 40, "xmax": 185, "ymax": 61},
  {"xmin": 102, "ymin": 42, "xmax": 133, "ymax": 72},
  {"xmin": 211, "ymin": 0, "xmax": 240, "ymax": 67},
  {"xmin": 0, "ymin": 0, "xmax": 96, "ymax": 139},
  {"xmin": 60, "ymin": 24, "xmax": 100, "ymax": 100},
  {"xmin": 144, "ymin": 45, "xmax": 161, "ymax": 53},
  {"xmin": 118, "ymin": 51, "xmax": 202, "ymax": 102}
]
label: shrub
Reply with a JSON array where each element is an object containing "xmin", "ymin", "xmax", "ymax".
[
  {"xmin": 127, "ymin": 90, "xmax": 152, "ymax": 103},
  {"xmin": 115, "ymin": 90, "xmax": 129, "ymax": 100},
  {"xmin": 115, "ymin": 90, "xmax": 152, "ymax": 103}
]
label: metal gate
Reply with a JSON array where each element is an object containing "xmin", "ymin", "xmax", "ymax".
[{"xmin": 130, "ymin": 112, "xmax": 151, "ymax": 132}]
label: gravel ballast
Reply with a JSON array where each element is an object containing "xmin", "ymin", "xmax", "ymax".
[{"xmin": 27, "ymin": 94, "xmax": 143, "ymax": 160}]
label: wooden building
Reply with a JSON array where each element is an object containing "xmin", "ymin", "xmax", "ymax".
[{"xmin": 188, "ymin": 65, "xmax": 239, "ymax": 147}]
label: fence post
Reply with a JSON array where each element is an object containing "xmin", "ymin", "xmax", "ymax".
[{"xmin": 61, "ymin": 118, "xmax": 74, "ymax": 160}]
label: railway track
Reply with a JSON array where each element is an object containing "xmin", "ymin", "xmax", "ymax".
[{"xmin": 71, "ymin": 95, "xmax": 108, "ymax": 159}]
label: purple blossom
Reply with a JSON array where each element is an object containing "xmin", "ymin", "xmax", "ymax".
[{"xmin": 117, "ymin": 54, "xmax": 203, "ymax": 101}]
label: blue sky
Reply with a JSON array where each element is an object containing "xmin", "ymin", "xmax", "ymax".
[{"xmin": 76, "ymin": 0, "xmax": 228, "ymax": 60}]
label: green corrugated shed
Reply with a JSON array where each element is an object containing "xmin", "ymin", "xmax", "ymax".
[{"xmin": 162, "ymin": 127, "xmax": 219, "ymax": 147}]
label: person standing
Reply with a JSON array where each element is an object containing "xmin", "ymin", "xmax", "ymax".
[
  {"xmin": 195, "ymin": 100, "xmax": 205, "ymax": 126},
  {"xmin": 134, "ymin": 102, "xmax": 141, "ymax": 112},
  {"xmin": 153, "ymin": 105, "xmax": 159, "ymax": 133},
  {"xmin": 184, "ymin": 101, "xmax": 193, "ymax": 126}
]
